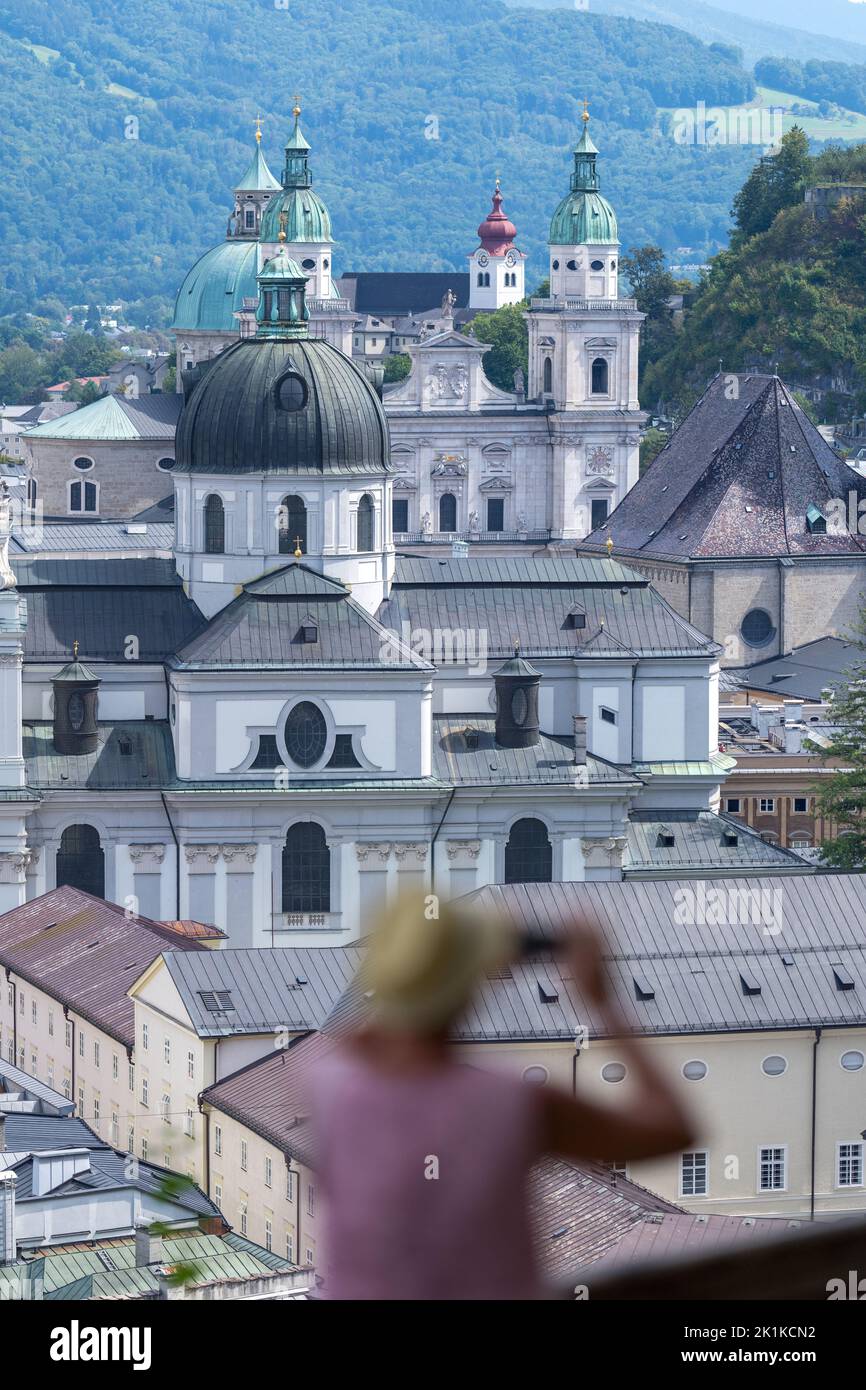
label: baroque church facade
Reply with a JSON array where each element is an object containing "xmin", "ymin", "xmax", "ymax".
[
  {"xmin": 172, "ymin": 106, "xmax": 644, "ymax": 543},
  {"xmin": 0, "ymin": 237, "xmax": 747, "ymax": 946}
]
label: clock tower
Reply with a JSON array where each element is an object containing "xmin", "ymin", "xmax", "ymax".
[{"xmin": 468, "ymin": 180, "xmax": 525, "ymax": 312}]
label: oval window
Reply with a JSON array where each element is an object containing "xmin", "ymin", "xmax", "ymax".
[
  {"xmin": 762, "ymin": 1055, "xmax": 787, "ymax": 1076},
  {"xmin": 73, "ymin": 457, "xmax": 94, "ymax": 471},
  {"xmin": 275, "ymin": 373, "xmax": 308, "ymax": 413},
  {"xmin": 301, "ymin": 258, "xmax": 316, "ymax": 271},
  {"xmin": 522, "ymin": 1065, "xmax": 549, "ymax": 1086},
  {"xmin": 284, "ymin": 701, "xmax": 327, "ymax": 768},
  {"xmin": 68, "ymin": 693, "xmax": 85, "ymax": 730},
  {"xmin": 841, "ymin": 1050, "xmax": 865, "ymax": 1071},
  {"xmin": 682, "ymin": 1060, "xmax": 708, "ymax": 1081},
  {"xmin": 741, "ymin": 608, "xmax": 774, "ymax": 647},
  {"xmin": 591, "ymin": 259, "xmax": 605, "ymax": 271},
  {"xmin": 552, "ymin": 259, "xmax": 560, "ymax": 271},
  {"xmin": 156, "ymin": 456, "xmax": 175, "ymax": 473},
  {"xmin": 601, "ymin": 1062, "xmax": 627, "ymax": 1084},
  {"xmin": 567, "ymin": 259, "xmax": 578, "ymax": 271},
  {"xmin": 511, "ymin": 688, "xmax": 528, "ymax": 725}
]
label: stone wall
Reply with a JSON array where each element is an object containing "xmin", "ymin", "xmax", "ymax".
[{"xmin": 24, "ymin": 437, "xmax": 175, "ymax": 519}]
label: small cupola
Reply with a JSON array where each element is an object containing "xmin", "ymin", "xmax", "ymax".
[
  {"xmin": 52, "ymin": 642, "xmax": 99, "ymax": 754},
  {"xmin": 493, "ymin": 643, "xmax": 541, "ymax": 748}
]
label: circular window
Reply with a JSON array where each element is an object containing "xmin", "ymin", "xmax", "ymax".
[
  {"xmin": 601, "ymin": 1062, "xmax": 627, "ymax": 1084},
  {"xmin": 156, "ymin": 456, "xmax": 175, "ymax": 473},
  {"xmin": 301, "ymin": 258, "xmax": 316, "ymax": 271},
  {"xmin": 73, "ymin": 457, "xmax": 94, "ymax": 471},
  {"xmin": 741, "ymin": 609, "xmax": 775, "ymax": 647},
  {"xmin": 522, "ymin": 1065, "xmax": 549, "ymax": 1086},
  {"xmin": 682, "ymin": 1060, "xmax": 708, "ymax": 1081},
  {"xmin": 284, "ymin": 701, "xmax": 327, "ymax": 768},
  {"xmin": 552, "ymin": 259, "xmax": 560, "ymax": 271},
  {"xmin": 591, "ymin": 259, "xmax": 605, "ymax": 271},
  {"xmin": 511, "ymin": 688, "xmax": 528, "ymax": 725},
  {"xmin": 762, "ymin": 1055, "xmax": 787, "ymax": 1076},
  {"xmin": 275, "ymin": 373, "xmax": 308, "ymax": 413},
  {"xmin": 841, "ymin": 1050, "xmax": 865, "ymax": 1072}
]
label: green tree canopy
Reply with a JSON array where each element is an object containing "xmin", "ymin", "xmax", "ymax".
[{"xmin": 464, "ymin": 302, "xmax": 528, "ymax": 393}]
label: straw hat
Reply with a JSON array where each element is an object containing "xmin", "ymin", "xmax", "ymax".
[{"xmin": 358, "ymin": 892, "xmax": 518, "ymax": 1034}]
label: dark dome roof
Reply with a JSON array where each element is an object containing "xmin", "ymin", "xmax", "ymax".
[{"xmin": 175, "ymin": 336, "xmax": 390, "ymax": 476}]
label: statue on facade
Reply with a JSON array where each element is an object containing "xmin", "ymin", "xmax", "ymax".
[
  {"xmin": 0, "ymin": 481, "xmax": 16, "ymax": 590},
  {"xmin": 513, "ymin": 366, "xmax": 525, "ymax": 395},
  {"xmin": 441, "ymin": 288, "xmax": 457, "ymax": 319}
]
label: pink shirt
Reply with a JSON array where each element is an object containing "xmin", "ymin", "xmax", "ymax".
[{"xmin": 313, "ymin": 1049, "xmax": 546, "ymax": 1300}]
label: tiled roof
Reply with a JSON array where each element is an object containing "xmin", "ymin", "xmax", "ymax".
[
  {"xmin": 161, "ymin": 946, "xmax": 361, "ymax": 1038},
  {"xmin": 584, "ymin": 1211, "xmax": 818, "ymax": 1277},
  {"xmin": 582, "ymin": 374, "xmax": 866, "ymax": 560},
  {"xmin": 531, "ymin": 1157, "xmax": 682, "ymax": 1280},
  {"xmin": 433, "ymin": 716, "xmax": 637, "ymax": 787},
  {"xmin": 174, "ymin": 563, "xmax": 432, "ymax": 670},
  {"xmin": 159, "ymin": 919, "xmax": 227, "ymax": 940},
  {"xmin": 625, "ymin": 810, "xmax": 810, "ymax": 875},
  {"xmin": 0, "ymin": 886, "xmax": 207, "ymax": 1046},
  {"xmin": 23, "ymin": 393, "xmax": 181, "ymax": 441},
  {"xmin": 382, "ymin": 556, "xmax": 718, "ymax": 658}
]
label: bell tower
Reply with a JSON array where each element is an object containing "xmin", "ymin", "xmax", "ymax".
[{"xmin": 468, "ymin": 179, "xmax": 526, "ymax": 312}]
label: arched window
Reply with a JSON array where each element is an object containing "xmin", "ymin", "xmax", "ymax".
[
  {"xmin": 504, "ymin": 818, "xmax": 552, "ymax": 884},
  {"xmin": 357, "ymin": 494, "xmax": 375, "ymax": 552},
  {"xmin": 591, "ymin": 357, "xmax": 609, "ymax": 395},
  {"xmin": 69, "ymin": 480, "xmax": 97, "ymax": 514},
  {"xmin": 282, "ymin": 823, "xmax": 330, "ymax": 913},
  {"xmin": 279, "ymin": 495, "xmax": 307, "ymax": 554},
  {"xmin": 26, "ymin": 478, "xmax": 37, "ymax": 514},
  {"xmin": 484, "ymin": 272, "xmax": 490, "ymax": 287},
  {"xmin": 56, "ymin": 824, "xmax": 105, "ymax": 898},
  {"xmin": 439, "ymin": 492, "xmax": 457, "ymax": 533},
  {"xmin": 204, "ymin": 494, "xmax": 225, "ymax": 554},
  {"xmin": 477, "ymin": 272, "xmax": 484, "ymax": 287},
  {"xmin": 543, "ymin": 357, "xmax": 553, "ymax": 394}
]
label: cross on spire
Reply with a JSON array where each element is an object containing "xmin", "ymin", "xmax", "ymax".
[
  {"xmin": 255, "ymin": 112, "xmax": 263, "ymax": 143},
  {"xmin": 293, "ymin": 93, "xmax": 301, "ymax": 117},
  {"xmin": 582, "ymin": 97, "xmax": 590, "ymax": 124}
]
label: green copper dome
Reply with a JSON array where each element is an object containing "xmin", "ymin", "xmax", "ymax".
[
  {"xmin": 260, "ymin": 105, "xmax": 333, "ymax": 244},
  {"xmin": 172, "ymin": 240, "xmax": 259, "ymax": 333},
  {"xmin": 549, "ymin": 121, "xmax": 618, "ymax": 246}
]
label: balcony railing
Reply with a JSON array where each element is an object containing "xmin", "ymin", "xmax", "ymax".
[
  {"xmin": 308, "ymin": 297, "xmax": 352, "ymax": 313},
  {"xmin": 395, "ymin": 530, "xmax": 551, "ymax": 545},
  {"xmin": 530, "ymin": 296, "xmax": 638, "ymax": 312}
]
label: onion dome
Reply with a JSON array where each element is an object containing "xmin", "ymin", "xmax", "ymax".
[
  {"xmin": 260, "ymin": 101, "xmax": 332, "ymax": 244},
  {"xmin": 175, "ymin": 249, "xmax": 388, "ymax": 477},
  {"xmin": 549, "ymin": 112, "xmax": 618, "ymax": 246},
  {"xmin": 476, "ymin": 181, "xmax": 518, "ymax": 256}
]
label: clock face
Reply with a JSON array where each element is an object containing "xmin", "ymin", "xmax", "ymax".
[
  {"xmin": 505, "ymin": 250, "xmax": 517, "ymax": 266},
  {"xmin": 477, "ymin": 251, "xmax": 489, "ymax": 267}
]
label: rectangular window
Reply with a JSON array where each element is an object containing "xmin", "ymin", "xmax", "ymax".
[
  {"xmin": 142, "ymin": 1022, "xmax": 149, "ymax": 1051},
  {"xmin": 141, "ymin": 1138, "xmax": 148, "ymax": 1161},
  {"xmin": 164, "ymin": 1037, "xmax": 171, "ymax": 1065},
  {"xmin": 78, "ymin": 1085, "xmax": 85, "ymax": 1114},
  {"xmin": 265, "ymin": 1156, "xmax": 273, "ymax": 1188},
  {"xmin": 141, "ymin": 1078, "xmax": 149, "ymax": 1107},
  {"xmin": 65, "ymin": 1021, "xmax": 72, "ymax": 1049},
  {"xmin": 79, "ymin": 1031, "xmax": 85, "ymax": 1058},
  {"xmin": 129, "ymin": 1063, "xmax": 135, "ymax": 1092},
  {"xmin": 111, "ymin": 1113, "xmax": 119, "ymax": 1145},
  {"xmin": 128, "ymin": 1127, "xmax": 135, "ymax": 1153},
  {"xmin": 486, "ymin": 498, "xmax": 505, "ymax": 533},
  {"xmin": 18, "ymin": 993, "xmax": 23, "ymax": 1015},
  {"xmin": 286, "ymin": 1232, "xmax": 294, "ymax": 1263},
  {"xmin": 759, "ymin": 1146, "xmax": 786, "ymax": 1191},
  {"xmin": 185, "ymin": 1109, "xmax": 194, "ymax": 1138},
  {"xmin": 590, "ymin": 498, "xmax": 610, "ymax": 531},
  {"xmin": 187, "ymin": 1051, "xmax": 195, "ymax": 1080},
  {"xmin": 759, "ymin": 798, "xmax": 775, "ymax": 814},
  {"xmin": 600, "ymin": 706, "xmax": 617, "ymax": 726},
  {"xmin": 240, "ymin": 1206, "xmax": 248, "ymax": 1236},
  {"xmin": 726, "ymin": 798, "xmax": 741, "ymax": 814},
  {"xmin": 265, "ymin": 1219, "xmax": 273, "ymax": 1252},
  {"xmin": 838, "ymin": 1142, "xmax": 864, "ymax": 1188},
  {"xmin": 92, "ymin": 1097, "xmax": 99, "ymax": 1122},
  {"xmin": 680, "ymin": 1151, "xmax": 708, "ymax": 1197},
  {"xmin": 241, "ymin": 1140, "xmax": 248, "ymax": 1172},
  {"xmin": 162, "ymin": 1094, "xmax": 171, "ymax": 1125},
  {"xmin": 93, "ymin": 1040, "xmax": 100, "ymax": 1068},
  {"xmin": 48, "ymin": 1011, "xmax": 54, "ymax": 1037},
  {"xmin": 31, "ymin": 1000, "xmax": 37, "ymax": 1025},
  {"xmin": 793, "ymin": 797, "xmax": 808, "ymax": 813},
  {"xmin": 214, "ymin": 1183, "xmax": 222, "ymax": 1207},
  {"xmin": 286, "ymin": 1169, "xmax": 295, "ymax": 1202},
  {"xmin": 392, "ymin": 498, "xmax": 409, "ymax": 532},
  {"xmin": 305, "ymin": 1249, "xmax": 314, "ymax": 1266},
  {"xmin": 31, "ymin": 1052, "xmax": 37, "ymax": 1075},
  {"xmin": 112, "ymin": 1054, "xmax": 119, "ymax": 1081},
  {"xmin": 215, "ymin": 1124, "xmax": 222, "ymax": 1156},
  {"xmin": 69, "ymin": 479, "xmax": 98, "ymax": 514},
  {"xmin": 307, "ymin": 1183, "xmax": 316, "ymax": 1218}
]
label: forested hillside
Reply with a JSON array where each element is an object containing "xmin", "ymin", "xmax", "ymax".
[{"xmin": 0, "ymin": 0, "xmax": 758, "ymax": 321}]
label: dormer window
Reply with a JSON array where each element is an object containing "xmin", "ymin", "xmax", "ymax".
[
  {"xmin": 298, "ymin": 618, "xmax": 318, "ymax": 644},
  {"xmin": 806, "ymin": 505, "xmax": 827, "ymax": 534}
]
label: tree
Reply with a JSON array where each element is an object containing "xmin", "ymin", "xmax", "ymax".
[
  {"xmin": 732, "ymin": 127, "xmax": 810, "ymax": 241},
  {"xmin": 640, "ymin": 428, "xmax": 668, "ymax": 473},
  {"xmin": 383, "ymin": 352, "xmax": 411, "ymax": 383},
  {"xmin": 815, "ymin": 622, "xmax": 866, "ymax": 868},
  {"xmin": 464, "ymin": 302, "xmax": 528, "ymax": 393},
  {"xmin": 0, "ymin": 344, "xmax": 47, "ymax": 402}
]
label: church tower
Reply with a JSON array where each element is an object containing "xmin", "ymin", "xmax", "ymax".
[
  {"xmin": 468, "ymin": 180, "xmax": 526, "ymax": 312},
  {"xmin": 526, "ymin": 106, "xmax": 645, "ymax": 540},
  {"xmin": 229, "ymin": 116, "xmax": 282, "ymax": 240}
]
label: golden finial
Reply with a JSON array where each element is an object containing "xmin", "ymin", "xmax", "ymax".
[
  {"xmin": 495, "ymin": 170, "xmax": 501, "ymax": 192},
  {"xmin": 293, "ymin": 537, "xmax": 304, "ymax": 560},
  {"xmin": 255, "ymin": 112, "xmax": 263, "ymax": 143},
  {"xmin": 278, "ymin": 208, "xmax": 288, "ymax": 243},
  {"xmin": 605, "ymin": 535, "xmax": 614, "ymax": 557},
  {"xmin": 72, "ymin": 639, "xmax": 79, "ymax": 659},
  {"xmin": 582, "ymin": 97, "xmax": 590, "ymax": 125},
  {"xmin": 292, "ymin": 93, "xmax": 301, "ymax": 118},
  {"xmin": 513, "ymin": 639, "xmax": 520, "ymax": 656}
]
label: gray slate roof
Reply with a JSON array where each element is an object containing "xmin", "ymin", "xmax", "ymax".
[
  {"xmin": 24, "ymin": 721, "xmax": 176, "ymax": 790},
  {"xmin": 9, "ymin": 1147, "xmax": 218, "ymax": 1218},
  {"xmin": 733, "ymin": 636, "xmax": 859, "ymax": 702},
  {"xmin": 382, "ymin": 555, "xmax": 718, "ymax": 658},
  {"xmin": 337, "ymin": 272, "xmax": 470, "ymax": 316},
  {"xmin": 433, "ymin": 716, "xmax": 637, "ymax": 787},
  {"xmin": 175, "ymin": 563, "xmax": 431, "ymax": 670},
  {"xmin": 11, "ymin": 521, "xmax": 174, "ymax": 554},
  {"xmin": 463, "ymin": 877, "xmax": 866, "ymax": 1038},
  {"xmin": 583, "ymin": 374, "xmax": 866, "ymax": 561},
  {"xmin": 161, "ymin": 945, "xmax": 361, "ymax": 1037},
  {"xmin": 1, "ymin": 1115, "xmax": 104, "ymax": 1168},
  {"xmin": 625, "ymin": 810, "xmax": 811, "ymax": 876}
]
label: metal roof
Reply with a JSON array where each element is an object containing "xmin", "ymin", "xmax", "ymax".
[
  {"xmin": 162, "ymin": 945, "xmax": 361, "ymax": 1038},
  {"xmin": 0, "ymin": 1057, "xmax": 75, "ymax": 1115},
  {"xmin": 24, "ymin": 393, "xmax": 181, "ymax": 441},
  {"xmin": 584, "ymin": 1211, "xmax": 822, "ymax": 1277},
  {"xmin": 24, "ymin": 722, "xmax": 177, "ymax": 790},
  {"xmin": 172, "ymin": 239, "xmax": 260, "ymax": 333},
  {"xmin": 0, "ymin": 886, "xmax": 207, "ymax": 1046},
  {"xmin": 175, "ymin": 563, "xmax": 431, "ymax": 670},
  {"xmin": 625, "ymin": 810, "xmax": 810, "ymax": 876},
  {"xmin": 11, "ymin": 556, "xmax": 183, "ymax": 587},
  {"xmin": 732, "ymin": 636, "xmax": 858, "ymax": 702},
  {"xmin": 338, "ymin": 272, "xmax": 470, "ymax": 316},
  {"xmin": 433, "ymin": 716, "xmax": 637, "ymax": 787},
  {"xmin": 464, "ymin": 877, "xmax": 866, "ymax": 1038},
  {"xmin": 583, "ymin": 375, "xmax": 866, "ymax": 561},
  {"xmin": 1, "ymin": 1115, "xmax": 104, "ymax": 1169},
  {"xmin": 11, "ymin": 521, "xmax": 174, "ymax": 554},
  {"xmin": 14, "ymin": 577, "xmax": 205, "ymax": 662}
]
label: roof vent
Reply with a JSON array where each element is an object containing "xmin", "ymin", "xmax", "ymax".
[
  {"xmin": 464, "ymin": 727, "xmax": 480, "ymax": 750},
  {"xmin": 198, "ymin": 989, "xmax": 234, "ymax": 1012},
  {"xmin": 781, "ymin": 953, "xmax": 795, "ymax": 967},
  {"xmin": 657, "ymin": 829, "xmax": 675, "ymax": 848},
  {"xmin": 723, "ymin": 828, "xmax": 739, "ymax": 846},
  {"xmin": 568, "ymin": 608, "xmax": 587, "ymax": 630},
  {"xmin": 832, "ymin": 965, "xmax": 855, "ymax": 992},
  {"xmin": 633, "ymin": 976, "xmax": 655, "ymax": 1002},
  {"xmin": 739, "ymin": 972, "xmax": 762, "ymax": 997},
  {"xmin": 537, "ymin": 981, "xmax": 559, "ymax": 1004},
  {"xmin": 125, "ymin": 523, "xmax": 147, "ymax": 535}
]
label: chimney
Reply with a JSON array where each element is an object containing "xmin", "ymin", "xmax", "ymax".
[
  {"xmin": 0, "ymin": 1169, "xmax": 16, "ymax": 1265},
  {"xmin": 783, "ymin": 698, "xmax": 804, "ymax": 726},
  {"xmin": 572, "ymin": 714, "xmax": 587, "ymax": 765},
  {"xmin": 492, "ymin": 646, "xmax": 541, "ymax": 749},
  {"xmin": 135, "ymin": 1221, "xmax": 163, "ymax": 1268}
]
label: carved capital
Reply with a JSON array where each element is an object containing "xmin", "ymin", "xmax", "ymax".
[
  {"xmin": 0, "ymin": 850, "xmax": 31, "ymax": 883},
  {"xmin": 393, "ymin": 841, "xmax": 429, "ymax": 864},
  {"xmin": 221, "ymin": 842, "xmax": 258, "ymax": 865},
  {"xmin": 184, "ymin": 843, "xmax": 221, "ymax": 866},
  {"xmin": 445, "ymin": 839, "xmax": 482, "ymax": 863},
  {"xmin": 355, "ymin": 841, "xmax": 393, "ymax": 864},
  {"xmin": 581, "ymin": 836, "xmax": 627, "ymax": 870},
  {"xmin": 0, "ymin": 652, "xmax": 23, "ymax": 668},
  {"xmin": 129, "ymin": 843, "xmax": 166, "ymax": 867}
]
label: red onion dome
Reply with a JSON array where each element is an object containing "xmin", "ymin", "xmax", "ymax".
[{"xmin": 476, "ymin": 185, "xmax": 517, "ymax": 256}]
